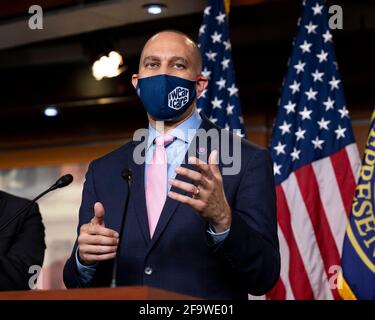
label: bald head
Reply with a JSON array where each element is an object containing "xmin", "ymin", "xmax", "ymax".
[{"xmin": 139, "ymin": 30, "xmax": 202, "ymax": 75}]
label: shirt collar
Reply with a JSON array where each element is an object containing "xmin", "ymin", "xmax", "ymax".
[{"xmin": 146, "ymin": 110, "xmax": 202, "ymax": 151}]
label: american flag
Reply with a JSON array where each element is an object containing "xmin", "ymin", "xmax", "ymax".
[
  {"xmin": 197, "ymin": 0, "xmax": 246, "ymax": 137},
  {"xmin": 268, "ymin": 0, "xmax": 361, "ymax": 299}
]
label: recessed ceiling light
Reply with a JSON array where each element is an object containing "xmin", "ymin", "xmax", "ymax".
[
  {"xmin": 44, "ymin": 105, "xmax": 59, "ymax": 117},
  {"xmin": 143, "ymin": 4, "xmax": 166, "ymax": 15}
]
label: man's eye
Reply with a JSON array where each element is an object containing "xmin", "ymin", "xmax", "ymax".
[
  {"xmin": 146, "ymin": 63, "xmax": 158, "ymax": 68},
  {"xmin": 174, "ymin": 63, "xmax": 186, "ymax": 69}
]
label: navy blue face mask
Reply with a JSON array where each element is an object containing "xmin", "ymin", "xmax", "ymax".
[{"xmin": 136, "ymin": 74, "xmax": 197, "ymax": 121}]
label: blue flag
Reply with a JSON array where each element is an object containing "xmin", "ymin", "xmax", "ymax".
[{"xmin": 339, "ymin": 108, "xmax": 375, "ymax": 300}]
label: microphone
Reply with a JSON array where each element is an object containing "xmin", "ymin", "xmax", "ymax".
[
  {"xmin": 0, "ymin": 174, "xmax": 74, "ymax": 233},
  {"xmin": 110, "ymin": 168, "xmax": 132, "ymax": 288}
]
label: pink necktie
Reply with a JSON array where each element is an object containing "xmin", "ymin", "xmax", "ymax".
[{"xmin": 146, "ymin": 134, "xmax": 175, "ymax": 238}]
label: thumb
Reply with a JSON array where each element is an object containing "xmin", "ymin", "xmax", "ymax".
[
  {"xmin": 92, "ymin": 202, "xmax": 105, "ymax": 226},
  {"xmin": 208, "ymin": 149, "xmax": 221, "ymax": 177}
]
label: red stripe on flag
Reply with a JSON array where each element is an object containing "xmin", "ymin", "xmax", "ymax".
[
  {"xmin": 276, "ymin": 185, "xmax": 314, "ymax": 299},
  {"xmin": 330, "ymin": 148, "xmax": 357, "ymax": 216},
  {"xmin": 294, "ymin": 164, "xmax": 341, "ymax": 300},
  {"xmin": 266, "ymin": 277, "xmax": 286, "ymax": 300}
]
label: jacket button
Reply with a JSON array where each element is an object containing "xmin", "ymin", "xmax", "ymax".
[{"xmin": 144, "ymin": 267, "xmax": 153, "ymax": 275}]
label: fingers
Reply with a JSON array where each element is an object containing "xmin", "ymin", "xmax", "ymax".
[
  {"xmin": 168, "ymin": 190, "xmax": 204, "ymax": 211},
  {"xmin": 208, "ymin": 150, "xmax": 221, "ymax": 177},
  {"xmin": 91, "ymin": 202, "xmax": 105, "ymax": 226},
  {"xmin": 169, "ymin": 178, "xmax": 205, "ymax": 196},
  {"xmin": 79, "ymin": 252, "xmax": 117, "ymax": 264},
  {"xmin": 187, "ymin": 150, "xmax": 221, "ymax": 179},
  {"xmin": 175, "ymin": 167, "xmax": 209, "ymax": 188},
  {"xmin": 187, "ymin": 156, "xmax": 213, "ymax": 178},
  {"xmin": 78, "ymin": 222, "xmax": 119, "ymax": 264},
  {"xmin": 79, "ymin": 244, "xmax": 117, "ymax": 255},
  {"xmin": 79, "ymin": 233, "xmax": 119, "ymax": 246},
  {"xmin": 81, "ymin": 223, "xmax": 119, "ymax": 238}
]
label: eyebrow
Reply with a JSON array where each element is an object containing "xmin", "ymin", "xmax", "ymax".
[{"xmin": 142, "ymin": 55, "xmax": 190, "ymax": 66}]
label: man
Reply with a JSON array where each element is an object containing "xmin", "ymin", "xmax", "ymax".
[
  {"xmin": 0, "ymin": 191, "xmax": 45, "ymax": 290},
  {"xmin": 64, "ymin": 30, "xmax": 280, "ymax": 299}
]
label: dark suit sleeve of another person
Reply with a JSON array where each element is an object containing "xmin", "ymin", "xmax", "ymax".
[
  {"xmin": 0, "ymin": 198, "xmax": 46, "ymax": 291},
  {"xmin": 209, "ymin": 147, "xmax": 281, "ymax": 296}
]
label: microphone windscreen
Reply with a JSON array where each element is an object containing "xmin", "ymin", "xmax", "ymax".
[{"xmin": 55, "ymin": 174, "xmax": 73, "ymax": 188}]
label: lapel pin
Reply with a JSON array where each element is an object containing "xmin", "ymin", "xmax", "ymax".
[{"xmin": 197, "ymin": 147, "xmax": 206, "ymax": 154}]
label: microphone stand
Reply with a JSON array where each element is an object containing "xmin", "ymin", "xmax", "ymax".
[{"xmin": 110, "ymin": 169, "xmax": 132, "ymax": 288}]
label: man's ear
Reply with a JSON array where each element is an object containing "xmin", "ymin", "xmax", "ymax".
[
  {"xmin": 196, "ymin": 75, "xmax": 208, "ymax": 97},
  {"xmin": 131, "ymin": 74, "xmax": 139, "ymax": 88}
]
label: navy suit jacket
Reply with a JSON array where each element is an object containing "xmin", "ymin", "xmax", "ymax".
[
  {"xmin": 63, "ymin": 114, "xmax": 280, "ymax": 299},
  {"xmin": 0, "ymin": 191, "xmax": 45, "ymax": 291}
]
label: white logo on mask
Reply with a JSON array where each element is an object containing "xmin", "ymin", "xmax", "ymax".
[{"xmin": 168, "ymin": 87, "xmax": 189, "ymax": 110}]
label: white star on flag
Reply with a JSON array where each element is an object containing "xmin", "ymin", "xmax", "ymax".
[
  {"xmin": 227, "ymin": 84, "xmax": 238, "ymax": 96},
  {"xmin": 294, "ymin": 60, "xmax": 306, "ymax": 74},
  {"xmin": 299, "ymin": 106, "xmax": 313, "ymax": 120},
  {"xmin": 322, "ymin": 30, "xmax": 332, "ymax": 42},
  {"xmin": 284, "ymin": 100, "xmax": 296, "ymax": 114},
  {"xmin": 274, "ymin": 142, "xmax": 287, "ymax": 155},
  {"xmin": 201, "ymin": 67, "xmax": 211, "ymax": 79},
  {"xmin": 273, "ymin": 163, "xmax": 282, "ymax": 176},
  {"xmin": 295, "ymin": 127, "xmax": 306, "ymax": 141},
  {"xmin": 221, "ymin": 58, "xmax": 230, "ymax": 70},
  {"xmin": 338, "ymin": 106, "xmax": 349, "ymax": 118},
  {"xmin": 206, "ymin": 50, "xmax": 217, "ymax": 61},
  {"xmin": 311, "ymin": 136, "xmax": 325, "ymax": 149},
  {"xmin": 329, "ymin": 76, "xmax": 341, "ymax": 90},
  {"xmin": 323, "ymin": 97, "xmax": 335, "ymax": 110},
  {"xmin": 312, "ymin": 2, "xmax": 323, "ymax": 15},
  {"xmin": 291, "ymin": 147, "xmax": 301, "ymax": 161},
  {"xmin": 215, "ymin": 77, "xmax": 226, "ymax": 90},
  {"xmin": 300, "ymin": 40, "xmax": 312, "ymax": 53},
  {"xmin": 211, "ymin": 96, "xmax": 223, "ymax": 109},
  {"xmin": 199, "ymin": 25, "xmax": 206, "ymax": 36},
  {"xmin": 289, "ymin": 81, "xmax": 301, "ymax": 94},
  {"xmin": 316, "ymin": 49, "xmax": 328, "ymax": 63},
  {"xmin": 335, "ymin": 125, "xmax": 347, "ymax": 139},
  {"xmin": 215, "ymin": 12, "xmax": 226, "ymax": 24},
  {"xmin": 211, "ymin": 31, "xmax": 222, "ymax": 43},
  {"xmin": 317, "ymin": 117, "xmax": 330, "ymax": 130},
  {"xmin": 311, "ymin": 69, "xmax": 324, "ymax": 82},
  {"xmin": 209, "ymin": 115, "xmax": 217, "ymax": 123},
  {"xmin": 226, "ymin": 104, "xmax": 234, "ymax": 115},
  {"xmin": 279, "ymin": 121, "xmax": 292, "ymax": 135},
  {"xmin": 305, "ymin": 87, "xmax": 318, "ymax": 100},
  {"xmin": 305, "ymin": 22, "xmax": 318, "ymax": 34},
  {"xmin": 223, "ymin": 40, "xmax": 231, "ymax": 50}
]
